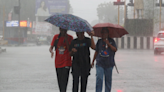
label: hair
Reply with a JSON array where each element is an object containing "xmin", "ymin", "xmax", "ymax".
[
  {"xmin": 59, "ymin": 28, "xmax": 67, "ymax": 31},
  {"xmin": 40, "ymin": 0, "xmax": 47, "ymax": 11}
]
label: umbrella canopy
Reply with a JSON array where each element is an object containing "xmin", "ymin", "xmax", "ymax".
[
  {"xmin": 45, "ymin": 13, "xmax": 93, "ymax": 32},
  {"xmin": 93, "ymin": 23, "xmax": 128, "ymax": 38}
]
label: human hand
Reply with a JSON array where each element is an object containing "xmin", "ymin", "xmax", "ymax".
[
  {"xmin": 72, "ymin": 48, "xmax": 77, "ymax": 53},
  {"xmin": 103, "ymin": 38, "xmax": 109, "ymax": 44},
  {"xmin": 91, "ymin": 62, "xmax": 94, "ymax": 68},
  {"xmin": 87, "ymin": 31, "xmax": 94, "ymax": 36},
  {"xmin": 51, "ymin": 52, "xmax": 54, "ymax": 58}
]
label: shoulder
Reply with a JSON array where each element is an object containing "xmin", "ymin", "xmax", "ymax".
[
  {"xmin": 53, "ymin": 34, "xmax": 59, "ymax": 39},
  {"xmin": 97, "ymin": 39, "xmax": 102, "ymax": 42},
  {"xmin": 37, "ymin": 8, "xmax": 42, "ymax": 12},
  {"xmin": 37, "ymin": 8, "xmax": 41, "ymax": 10},
  {"xmin": 54, "ymin": 34, "xmax": 59, "ymax": 37},
  {"xmin": 72, "ymin": 38, "xmax": 78, "ymax": 42},
  {"xmin": 96, "ymin": 39, "xmax": 102, "ymax": 44},
  {"xmin": 67, "ymin": 34, "xmax": 73, "ymax": 39},
  {"xmin": 108, "ymin": 37, "xmax": 114, "ymax": 41},
  {"xmin": 85, "ymin": 37, "xmax": 91, "ymax": 40}
]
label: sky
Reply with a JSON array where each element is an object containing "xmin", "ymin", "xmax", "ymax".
[
  {"xmin": 69, "ymin": 0, "xmax": 116, "ymax": 24},
  {"xmin": 69, "ymin": 0, "xmax": 127, "ymax": 37}
]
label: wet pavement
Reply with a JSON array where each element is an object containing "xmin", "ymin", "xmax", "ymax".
[{"xmin": 0, "ymin": 46, "xmax": 164, "ymax": 92}]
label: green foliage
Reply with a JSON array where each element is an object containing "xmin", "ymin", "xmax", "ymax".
[{"xmin": 97, "ymin": 2, "xmax": 124, "ymax": 24}]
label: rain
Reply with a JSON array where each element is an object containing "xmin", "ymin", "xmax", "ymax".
[{"xmin": 0, "ymin": 0, "xmax": 164, "ymax": 92}]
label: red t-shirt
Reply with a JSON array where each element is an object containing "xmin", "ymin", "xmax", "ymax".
[{"xmin": 51, "ymin": 34, "xmax": 73, "ymax": 68}]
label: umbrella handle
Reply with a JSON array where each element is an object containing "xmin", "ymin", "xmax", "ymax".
[{"xmin": 115, "ymin": 65, "xmax": 119, "ymax": 74}]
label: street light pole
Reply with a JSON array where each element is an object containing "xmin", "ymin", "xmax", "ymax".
[
  {"xmin": 124, "ymin": 0, "xmax": 126, "ymax": 21},
  {"xmin": 134, "ymin": 5, "xmax": 135, "ymax": 19},
  {"xmin": 114, "ymin": 0, "xmax": 125, "ymax": 25},
  {"xmin": 118, "ymin": 5, "xmax": 120, "ymax": 25},
  {"xmin": 18, "ymin": 0, "xmax": 21, "ymax": 44},
  {"xmin": 3, "ymin": 5, "xmax": 5, "ymax": 40},
  {"xmin": 160, "ymin": 0, "xmax": 162, "ymax": 30}
]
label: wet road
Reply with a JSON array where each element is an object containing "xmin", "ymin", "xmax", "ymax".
[{"xmin": 0, "ymin": 46, "xmax": 164, "ymax": 92}]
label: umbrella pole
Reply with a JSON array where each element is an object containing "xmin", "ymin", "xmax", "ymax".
[{"xmin": 115, "ymin": 63, "xmax": 119, "ymax": 74}]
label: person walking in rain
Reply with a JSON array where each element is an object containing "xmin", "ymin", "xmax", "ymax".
[
  {"xmin": 91, "ymin": 27, "xmax": 117, "ymax": 92},
  {"xmin": 49, "ymin": 28, "xmax": 73, "ymax": 92},
  {"xmin": 69, "ymin": 31, "xmax": 95, "ymax": 92}
]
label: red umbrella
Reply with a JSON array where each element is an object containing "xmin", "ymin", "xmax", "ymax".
[{"xmin": 93, "ymin": 23, "xmax": 128, "ymax": 38}]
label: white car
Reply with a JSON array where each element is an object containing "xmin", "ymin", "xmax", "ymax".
[{"xmin": 154, "ymin": 31, "xmax": 164, "ymax": 55}]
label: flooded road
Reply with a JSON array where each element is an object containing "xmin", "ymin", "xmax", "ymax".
[{"xmin": 0, "ymin": 46, "xmax": 164, "ymax": 92}]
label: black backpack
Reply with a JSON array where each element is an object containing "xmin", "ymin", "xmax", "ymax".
[{"xmin": 54, "ymin": 34, "xmax": 61, "ymax": 50}]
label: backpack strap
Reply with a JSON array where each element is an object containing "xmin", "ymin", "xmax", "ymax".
[{"xmin": 54, "ymin": 34, "xmax": 61, "ymax": 50}]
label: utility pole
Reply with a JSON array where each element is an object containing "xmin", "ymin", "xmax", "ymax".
[
  {"xmin": 153, "ymin": 0, "xmax": 155, "ymax": 35},
  {"xmin": 134, "ymin": 5, "xmax": 135, "ymax": 19},
  {"xmin": 13, "ymin": 0, "xmax": 21, "ymax": 44},
  {"xmin": 114, "ymin": 0, "xmax": 125, "ymax": 25},
  {"xmin": 3, "ymin": 5, "xmax": 5, "ymax": 40},
  {"xmin": 160, "ymin": 0, "xmax": 162, "ymax": 30},
  {"xmin": 18, "ymin": 0, "xmax": 21, "ymax": 44},
  {"xmin": 124, "ymin": 0, "xmax": 127, "ymax": 21},
  {"xmin": 118, "ymin": 5, "xmax": 120, "ymax": 25}
]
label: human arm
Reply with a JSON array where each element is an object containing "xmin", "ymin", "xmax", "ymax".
[
  {"xmin": 49, "ymin": 35, "xmax": 57, "ymax": 58},
  {"xmin": 90, "ymin": 36, "xmax": 96, "ymax": 50},
  {"xmin": 49, "ymin": 46, "xmax": 54, "ymax": 58},
  {"xmin": 69, "ymin": 40, "xmax": 77, "ymax": 56},
  {"xmin": 69, "ymin": 48, "xmax": 77, "ymax": 56},
  {"xmin": 88, "ymin": 31, "xmax": 96, "ymax": 50},
  {"xmin": 91, "ymin": 51, "xmax": 98, "ymax": 68},
  {"xmin": 104, "ymin": 39, "xmax": 117, "ymax": 52}
]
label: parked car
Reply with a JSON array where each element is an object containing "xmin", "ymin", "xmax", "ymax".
[{"xmin": 154, "ymin": 31, "xmax": 164, "ymax": 55}]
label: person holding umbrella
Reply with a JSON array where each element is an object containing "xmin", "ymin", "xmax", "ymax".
[
  {"xmin": 91, "ymin": 27, "xmax": 117, "ymax": 92},
  {"xmin": 49, "ymin": 27, "xmax": 73, "ymax": 92},
  {"xmin": 91, "ymin": 23, "xmax": 128, "ymax": 92},
  {"xmin": 45, "ymin": 13, "xmax": 95, "ymax": 92},
  {"xmin": 69, "ymin": 31, "xmax": 96, "ymax": 92}
]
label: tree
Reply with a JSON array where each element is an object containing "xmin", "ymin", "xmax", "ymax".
[{"xmin": 97, "ymin": 2, "xmax": 124, "ymax": 24}]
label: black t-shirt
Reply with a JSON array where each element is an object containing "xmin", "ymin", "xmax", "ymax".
[{"xmin": 69, "ymin": 37, "xmax": 91, "ymax": 76}]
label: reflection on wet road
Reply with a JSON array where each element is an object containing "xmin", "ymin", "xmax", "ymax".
[{"xmin": 0, "ymin": 46, "xmax": 164, "ymax": 92}]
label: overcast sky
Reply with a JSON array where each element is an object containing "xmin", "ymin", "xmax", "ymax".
[
  {"xmin": 70, "ymin": 0, "xmax": 162, "ymax": 24},
  {"xmin": 69, "ymin": 0, "xmax": 117, "ymax": 23},
  {"xmin": 68, "ymin": 0, "xmax": 116, "ymax": 37}
]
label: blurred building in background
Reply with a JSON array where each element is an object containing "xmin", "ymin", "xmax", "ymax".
[{"xmin": 0, "ymin": 0, "xmax": 71, "ymax": 44}]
